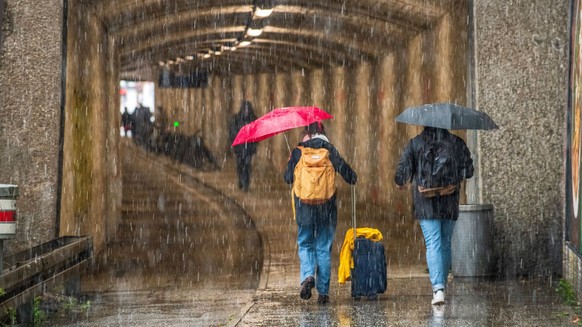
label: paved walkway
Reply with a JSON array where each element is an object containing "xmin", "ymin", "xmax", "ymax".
[
  {"xmin": 156, "ymin": 147, "xmax": 576, "ymax": 326},
  {"xmin": 46, "ymin": 142, "xmax": 577, "ymax": 326}
]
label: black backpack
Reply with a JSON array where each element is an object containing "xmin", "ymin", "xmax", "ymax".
[{"xmin": 417, "ymin": 139, "xmax": 458, "ymax": 190}]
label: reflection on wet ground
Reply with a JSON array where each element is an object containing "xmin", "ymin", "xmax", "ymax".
[{"xmin": 239, "ymin": 278, "xmax": 573, "ymax": 327}]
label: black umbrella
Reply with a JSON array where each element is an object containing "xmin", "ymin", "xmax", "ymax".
[{"xmin": 395, "ymin": 103, "xmax": 499, "ymax": 130}]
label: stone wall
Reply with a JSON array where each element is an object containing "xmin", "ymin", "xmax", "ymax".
[
  {"xmin": 473, "ymin": 0, "xmax": 568, "ymax": 276},
  {"xmin": 0, "ymin": 0, "xmax": 63, "ymax": 253}
]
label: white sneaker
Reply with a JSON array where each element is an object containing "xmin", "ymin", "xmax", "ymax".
[{"xmin": 431, "ymin": 289, "xmax": 445, "ymax": 305}]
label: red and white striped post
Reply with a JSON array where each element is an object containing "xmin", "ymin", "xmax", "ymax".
[{"xmin": 0, "ymin": 184, "xmax": 18, "ymax": 274}]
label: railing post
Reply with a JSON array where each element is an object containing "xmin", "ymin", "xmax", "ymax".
[{"xmin": 0, "ymin": 184, "xmax": 19, "ymax": 275}]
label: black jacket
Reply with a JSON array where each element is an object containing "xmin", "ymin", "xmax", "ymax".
[
  {"xmin": 394, "ymin": 128, "xmax": 474, "ymax": 220},
  {"xmin": 284, "ymin": 137, "xmax": 357, "ymax": 225},
  {"xmin": 228, "ymin": 104, "xmax": 257, "ymax": 157}
]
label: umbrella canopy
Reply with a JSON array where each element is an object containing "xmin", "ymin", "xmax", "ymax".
[
  {"xmin": 231, "ymin": 106, "xmax": 333, "ymax": 146},
  {"xmin": 395, "ymin": 103, "xmax": 499, "ymax": 130}
]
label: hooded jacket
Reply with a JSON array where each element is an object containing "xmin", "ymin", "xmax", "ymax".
[
  {"xmin": 229, "ymin": 101, "xmax": 258, "ymax": 157},
  {"xmin": 394, "ymin": 127, "xmax": 474, "ymax": 220},
  {"xmin": 284, "ymin": 137, "xmax": 357, "ymax": 225}
]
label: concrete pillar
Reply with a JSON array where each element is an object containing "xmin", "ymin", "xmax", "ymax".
[
  {"xmin": 271, "ymin": 73, "xmax": 289, "ymax": 171},
  {"xmin": 288, "ymin": 70, "xmax": 307, "ymax": 146},
  {"xmin": 60, "ymin": 4, "xmax": 108, "ymax": 253},
  {"xmin": 255, "ymin": 73, "xmax": 271, "ymax": 169},
  {"xmin": 352, "ymin": 63, "xmax": 373, "ymax": 202},
  {"xmin": 105, "ymin": 34, "xmax": 122, "ymax": 243},
  {"xmin": 309, "ymin": 69, "xmax": 325, "ymax": 108},
  {"xmin": 190, "ymin": 88, "xmax": 202, "ymax": 135},
  {"xmin": 231, "ymin": 75, "xmax": 244, "ymax": 115},
  {"xmin": 344, "ymin": 67, "xmax": 357, "ymax": 158},
  {"xmin": 431, "ymin": 10, "xmax": 469, "ymax": 203},
  {"xmin": 402, "ymin": 35, "xmax": 425, "ymax": 141},
  {"xmin": 376, "ymin": 53, "xmax": 403, "ymax": 208},
  {"xmin": 244, "ymin": 74, "xmax": 256, "ymax": 105},
  {"xmin": 330, "ymin": 66, "xmax": 348, "ymax": 154},
  {"xmin": 209, "ymin": 75, "xmax": 228, "ymax": 162},
  {"xmin": 202, "ymin": 81, "xmax": 211, "ymax": 137}
]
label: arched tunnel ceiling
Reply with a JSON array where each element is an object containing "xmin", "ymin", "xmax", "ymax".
[{"xmin": 86, "ymin": 0, "xmax": 462, "ymax": 79}]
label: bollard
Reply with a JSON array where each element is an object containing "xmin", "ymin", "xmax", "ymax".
[
  {"xmin": 0, "ymin": 184, "xmax": 18, "ymax": 274},
  {"xmin": 451, "ymin": 204, "xmax": 495, "ymax": 277}
]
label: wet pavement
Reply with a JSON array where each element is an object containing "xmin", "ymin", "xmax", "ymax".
[{"xmin": 45, "ymin": 141, "xmax": 576, "ymax": 326}]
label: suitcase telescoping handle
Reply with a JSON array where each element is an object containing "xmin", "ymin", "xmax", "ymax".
[{"xmin": 352, "ymin": 184, "xmax": 356, "ymax": 243}]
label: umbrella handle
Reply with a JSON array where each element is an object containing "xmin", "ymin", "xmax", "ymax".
[{"xmin": 283, "ymin": 133, "xmax": 291, "ymax": 154}]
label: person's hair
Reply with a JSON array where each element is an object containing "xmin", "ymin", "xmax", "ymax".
[{"xmin": 305, "ymin": 121, "xmax": 325, "ymax": 135}]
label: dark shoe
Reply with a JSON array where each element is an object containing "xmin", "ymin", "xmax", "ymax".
[
  {"xmin": 300, "ymin": 276, "xmax": 315, "ymax": 300},
  {"xmin": 317, "ymin": 295, "xmax": 329, "ymax": 304}
]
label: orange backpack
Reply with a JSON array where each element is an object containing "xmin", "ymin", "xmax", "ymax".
[{"xmin": 293, "ymin": 146, "xmax": 336, "ymax": 204}]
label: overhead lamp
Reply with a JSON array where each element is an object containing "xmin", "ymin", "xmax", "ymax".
[
  {"xmin": 253, "ymin": 0, "xmax": 275, "ymax": 17},
  {"xmin": 238, "ymin": 40, "xmax": 252, "ymax": 47},
  {"xmin": 158, "ymin": 61, "xmax": 165, "ymax": 66},
  {"xmin": 246, "ymin": 28, "xmax": 263, "ymax": 37},
  {"xmin": 203, "ymin": 53, "xmax": 211, "ymax": 59},
  {"xmin": 185, "ymin": 55, "xmax": 194, "ymax": 60},
  {"xmin": 254, "ymin": 7, "xmax": 273, "ymax": 18}
]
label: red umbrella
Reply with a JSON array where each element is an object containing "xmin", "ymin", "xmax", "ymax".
[{"xmin": 231, "ymin": 106, "xmax": 333, "ymax": 147}]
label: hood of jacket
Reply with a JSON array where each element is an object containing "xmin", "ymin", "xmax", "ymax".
[{"xmin": 299, "ymin": 136, "xmax": 329, "ymax": 149}]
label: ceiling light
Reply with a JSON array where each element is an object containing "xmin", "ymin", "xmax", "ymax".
[
  {"xmin": 167, "ymin": 60, "xmax": 175, "ymax": 65},
  {"xmin": 158, "ymin": 61, "xmax": 165, "ymax": 66},
  {"xmin": 185, "ymin": 55, "xmax": 194, "ymax": 60},
  {"xmin": 203, "ymin": 53, "xmax": 211, "ymax": 59},
  {"xmin": 238, "ymin": 40, "xmax": 252, "ymax": 47},
  {"xmin": 254, "ymin": 7, "xmax": 273, "ymax": 18},
  {"xmin": 246, "ymin": 28, "xmax": 263, "ymax": 37},
  {"xmin": 230, "ymin": 46, "xmax": 237, "ymax": 51}
]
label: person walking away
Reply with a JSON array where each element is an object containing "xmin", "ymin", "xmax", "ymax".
[
  {"xmin": 284, "ymin": 121, "xmax": 357, "ymax": 304},
  {"xmin": 228, "ymin": 100, "xmax": 258, "ymax": 192},
  {"xmin": 121, "ymin": 107, "xmax": 133, "ymax": 137},
  {"xmin": 394, "ymin": 126, "xmax": 474, "ymax": 305}
]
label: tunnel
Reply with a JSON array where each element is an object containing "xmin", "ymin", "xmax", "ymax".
[
  {"xmin": 51, "ymin": 0, "xmax": 471, "ymax": 320},
  {"xmin": 61, "ymin": 0, "xmax": 469, "ymax": 254},
  {"xmin": 0, "ymin": 0, "xmax": 572, "ymax": 324}
]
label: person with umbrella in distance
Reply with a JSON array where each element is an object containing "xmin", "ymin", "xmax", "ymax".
[
  {"xmin": 284, "ymin": 121, "xmax": 358, "ymax": 304},
  {"xmin": 394, "ymin": 103, "xmax": 495, "ymax": 306},
  {"xmin": 228, "ymin": 100, "xmax": 258, "ymax": 192}
]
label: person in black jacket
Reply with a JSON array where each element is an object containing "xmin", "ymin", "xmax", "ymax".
[
  {"xmin": 394, "ymin": 126, "xmax": 474, "ymax": 306},
  {"xmin": 228, "ymin": 100, "xmax": 258, "ymax": 191},
  {"xmin": 284, "ymin": 121, "xmax": 357, "ymax": 304}
]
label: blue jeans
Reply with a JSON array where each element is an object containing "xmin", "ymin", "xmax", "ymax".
[
  {"xmin": 297, "ymin": 222, "xmax": 336, "ymax": 296},
  {"xmin": 419, "ymin": 219, "xmax": 456, "ymax": 292}
]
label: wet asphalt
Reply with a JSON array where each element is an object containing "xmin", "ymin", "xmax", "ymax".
[{"xmin": 44, "ymin": 141, "xmax": 576, "ymax": 326}]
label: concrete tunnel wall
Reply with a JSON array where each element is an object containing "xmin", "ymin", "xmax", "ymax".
[{"xmin": 0, "ymin": 0, "xmax": 569, "ymax": 280}]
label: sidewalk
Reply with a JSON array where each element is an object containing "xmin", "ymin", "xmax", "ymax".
[
  {"xmin": 174, "ymin": 154, "xmax": 576, "ymax": 327},
  {"xmin": 43, "ymin": 143, "xmax": 575, "ymax": 327}
]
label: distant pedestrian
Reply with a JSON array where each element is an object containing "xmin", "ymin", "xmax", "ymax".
[
  {"xmin": 284, "ymin": 121, "xmax": 357, "ymax": 304},
  {"xmin": 121, "ymin": 107, "xmax": 134, "ymax": 136},
  {"xmin": 133, "ymin": 104, "xmax": 153, "ymax": 147},
  {"xmin": 228, "ymin": 100, "xmax": 258, "ymax": 191},
  {"xmin": 394, "ymin": 126, "xmax": 474, "ymax": 305}
]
